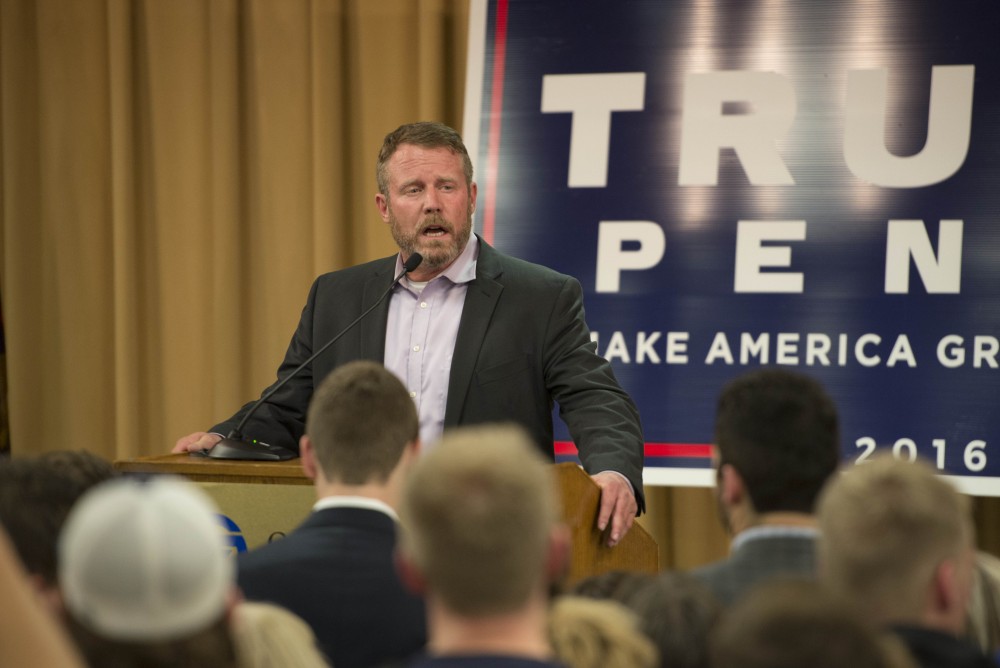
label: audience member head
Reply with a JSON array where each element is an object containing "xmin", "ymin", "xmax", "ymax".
[
  {"xmin": 0, "ymin": 450, "xmax": 116, "ymax": 591},
  {"xmin": 398, "ymin": 423, "xmax": 567, "ymax": 617},
  {"xmin": 303, "ymin": 360, "xmax": 419, "ymax": 488},
  {"xmin": 713, "ymin": 368, "xmax": 840, "ymax": 531},
  {"xmin": 58, "ymin": 476, "xmax": 237, "ymax": 667},
  {"xmin": 817, "ymin": 455, "xmax": 975, "ymax": 635},
  {"xmin": 571, "ymin": 570, "xmax": 721, "ymax": 668},
  {"xmin": 230, "ymin": 601, "xmax": 330, "ymax": 668},
  {"xmin": 376, "ymin": 121, "xmax": 473, "ymax": 197},
  {"xmin": 629, "ymin": 572, "xmax": 722, "ymax": 668},
  {"xmin": 709, "ymin": 579, "xmax": 912, "ymax": 668},
  {"xmin": 548, "ymin": 596, "xmax": 658, "ymax": 668}
]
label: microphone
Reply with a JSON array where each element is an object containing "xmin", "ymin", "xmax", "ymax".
[{"xmin": 203, "ymin": 252, "xmax": 423, "ymax": 460}]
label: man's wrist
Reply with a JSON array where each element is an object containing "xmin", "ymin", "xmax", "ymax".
[{"xmin": 594, "ymin": 470, "xmax": 635, "ymax": 498}]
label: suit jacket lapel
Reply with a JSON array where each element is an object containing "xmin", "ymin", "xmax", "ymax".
[
  {"xmin": 359, "ymin": 259, "xmax": 396, "ymax": 361},
  {"xmin": 445, "ymin": 238, "xmax": 503, "ymax": 427}
]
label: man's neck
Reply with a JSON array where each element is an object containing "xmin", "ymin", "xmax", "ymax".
[
  {"xmin": 730, "ymin": 510, "xmax": 818, "ymax": 536},
  {"xmin": 425, "ymin": 595, "xmax": 553, "ymax": 660},
  {"xmin": 314, "ymin": 481, "xmax": 398, "ymax": 509}
]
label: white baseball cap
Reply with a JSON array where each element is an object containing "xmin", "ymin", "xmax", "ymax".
[{"xmin": 59, "ymin": 476, "xmax": 234, "ymax": 641}]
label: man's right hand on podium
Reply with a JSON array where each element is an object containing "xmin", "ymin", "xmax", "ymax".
[{"xmin": 173, "ymin": 432, "xmax": 222, "ymax": 454}]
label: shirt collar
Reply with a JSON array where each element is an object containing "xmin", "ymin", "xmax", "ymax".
[
  {"xmin": 312, "ymin": 495, "xmax": 399, "ymax": 522},
  {"xmin": 730, "ymin": 524, "xmax": 819, "ymax": 554},
  {"xmin": 393, "ymin": 234, "xmax": 479, "ymax": 289}
]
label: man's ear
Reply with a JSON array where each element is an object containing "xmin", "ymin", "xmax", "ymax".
[
  {"xmin": 300, "ymin": 435, "xmax": 318, "ymax": 481},
  {"xmin": 719, "ymin": 463, "xmax": 745, "ymax": 507},
  {"xmin": 395, "ymin": 549, "xmax": 427, "ymax": 596},
  {"xmin": 932, "ymin": 558, "xmax": 956, "ymax": 615},
  {"xmin": 376, "ymin": 193, "xmax": 390, "ymax": 222}
]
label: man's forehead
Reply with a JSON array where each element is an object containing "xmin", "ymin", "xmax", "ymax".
[{"xmin": 389, "ymin": 145, "xmax": 464, "ymax": 179}]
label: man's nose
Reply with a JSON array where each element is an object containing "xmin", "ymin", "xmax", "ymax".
[{"xmin": 423, "ymin": 189, "xmax": 442, "ymax": 212}]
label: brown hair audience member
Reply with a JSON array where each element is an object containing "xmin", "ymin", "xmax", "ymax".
[
  {"xmin": 59, "ymin": 476, "xmax": 238, "ymax": 667},
  {"xmin": 236, "ymin": 360, "xmax": 425, "ymax": 668},
  {"xmin": 397, "ymin": 424, "xmax": 570, "ymax": 668},
  {"xmin": 710, "ymin": 579, "xmax": 915, "ymax": 668},
  {"xmin": 548, "ymin": 596, "xmax": 657, "ymax": 668},
  {"xmin": 818, "ymin": 455, "xmax": 996, "ymax": 668},
  {"xmin": 0, "ymin": 450, "xmax": 116, "ymax": 609},
  {"xmin": 693, "ymin": 368, "xmax": 840, "ymax": 605}
]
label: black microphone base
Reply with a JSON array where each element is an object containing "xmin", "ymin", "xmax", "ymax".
[{"xmin": 201, "ymin": 437, "xmax": 297, "ymax": 461}]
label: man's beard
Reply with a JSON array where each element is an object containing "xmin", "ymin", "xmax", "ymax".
[{"xmin": 388, "ymin": 207, "xmax": 473, "ymax": 273}]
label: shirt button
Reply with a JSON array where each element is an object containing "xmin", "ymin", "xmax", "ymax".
[
  {"xmin": 420, "ymin": 302, "xmax": 428, "ymax": 308},
  {"xmin": 409, "ymin": 391, "xmax": 417, "ymax": 398},
  {"xmin": 413, "ymin": 345, "xmax": 421, "ymax": 352}
]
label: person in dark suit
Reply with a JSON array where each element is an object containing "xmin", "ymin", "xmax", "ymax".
[
  {"xmin": 691, "ymin": 368, "xmax": 840, "ymax": 605},
  {"xmin": 236, "ymin": 360, "xmax": 426, "ymax": 668},
  {"xmin": 175, "ymin": 121, "xmax": 644, "ymax": 545}
]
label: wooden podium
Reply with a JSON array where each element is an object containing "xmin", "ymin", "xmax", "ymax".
[{"xmin": 115, "ymin": 455, "xmax": 658, "ymax": 584}]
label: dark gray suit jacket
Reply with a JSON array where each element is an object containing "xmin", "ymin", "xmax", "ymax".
[
  {"xmin": 691, "ymin": 533, "xmax": 817, "ymax": 605},
  {"xmin": 213, "ymin": 236, "xmax": 645, "ymax": 507}
]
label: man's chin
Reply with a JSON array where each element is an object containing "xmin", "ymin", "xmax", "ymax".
[{"xmin": 413, "ymin": 241, "xmax": 455, "ymax": 265}]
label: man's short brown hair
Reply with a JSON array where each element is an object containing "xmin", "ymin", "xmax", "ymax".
[
  {"xmin": 0, "ymin": 450, "xmax": 116, "ymax": 584},
  {"xmin": 714, "ymin": 368, "xmax": 840, "ymax": 514},
  {"xmin": 399, "ymin": 424, "xmax": 558, "ymax": 616},
  {"xmin": 376, "ymin": 121, "xmax": 473, "ymax": 196},
  {"xmin": 305, "ymin": 361, "xmax": 418, "ymax": 485}
]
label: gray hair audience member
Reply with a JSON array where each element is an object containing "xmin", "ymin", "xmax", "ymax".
[
  {"xmin": 571, "ymin": 570, "xmax": 721, "ymax": 668},
  {"xmin": 0, "ymin": 450, "xmax": 116, "ymax": 608},
  {"xmin": 58, "ymin": 476, "xmax": 238, "ymax": 667},
  {"xmin": 818, "ymin": 455, "xmax": 996, "ymax": 668},
  {"xmin": 397, "ymin": 424, "xmax": 569, "ymax": 668},
  {"xmin": 629, "ymin": 572, "xmax": 722, "ymax": 668},
  {"xmin": 569, "ymin": 569, "xmax": 654, "ymax": 604},
  {"xmin": 692, "ymin": 368, "xmax": 840, "ymax": 604},
  {"xmin": 236, "ymin": 360, "xmax": 425, "ymax": 668}
]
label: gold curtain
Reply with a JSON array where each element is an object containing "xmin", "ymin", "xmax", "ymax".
[{"xmin": 0, "ymin": 0, "xmax": 469, "ymax": 460}]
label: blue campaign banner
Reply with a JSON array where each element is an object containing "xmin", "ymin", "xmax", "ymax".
[{"xmin": 463, "ymin": 0, "xmax": 1000, "ymax": 492}]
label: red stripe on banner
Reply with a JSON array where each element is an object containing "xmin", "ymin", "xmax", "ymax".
[
  {"xmin": 554, "ymin": 442, "xmax": 714, "ymax": 458},
  {"xmin": 482, "ymin": 0, "xmax": 509, "ymax": 245}
]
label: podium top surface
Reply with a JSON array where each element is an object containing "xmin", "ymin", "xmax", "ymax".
[{"xmin": 113, "ymin": 454, "xmax": 310, "ymax": 485}]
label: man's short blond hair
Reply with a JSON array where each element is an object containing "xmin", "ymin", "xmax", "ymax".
[
  {"xmin": 817, "ymin": 455, "xmax": 973, "ymax": 624},
  {"xmin": 399, "ymin": 424, "xmax": 558, "ymax": 616}
]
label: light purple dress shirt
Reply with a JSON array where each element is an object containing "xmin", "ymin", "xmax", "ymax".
[{"xmin": 384, "ymin": 236, "xmax": 479, "ymax": 450}]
